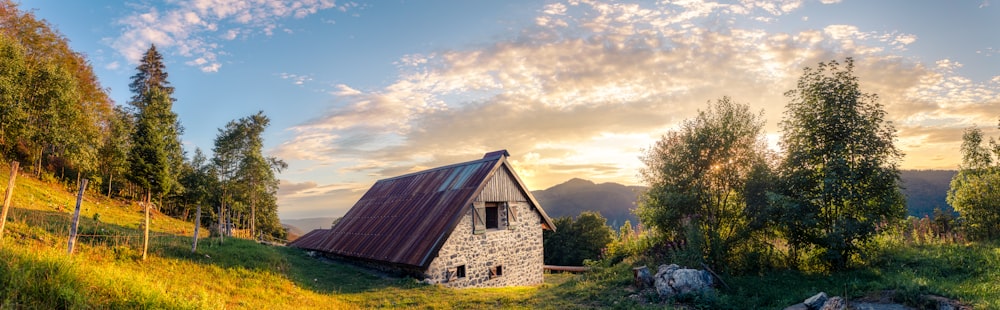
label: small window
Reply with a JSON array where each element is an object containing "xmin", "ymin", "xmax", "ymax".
[
  {"xmin": 490, "ymin": 265, "xmax": 503, "ymax": 279},
  {"xmin": 456, "ymin": 265, "xmax": 466, "ymax": 278},
  {"xmin": 485, "ymin": 205, "xmax": 499, "ymax": 229}
]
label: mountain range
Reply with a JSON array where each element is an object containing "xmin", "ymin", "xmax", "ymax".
[{"xmin": 283, "ymin": 170, "xmax": 957, "ymax": 236}]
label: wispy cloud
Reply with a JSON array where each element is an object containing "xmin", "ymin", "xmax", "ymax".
[
  {"xmin": 279, "ymin": 72, "xmax": 313, "ymax": 85},
  {"xmin": 275, "ymin": 0, "xmax": 999, "ymax": 199},
  {"xmin": 110, "ymin": 0, "xmax": 356, "ymax": 72}
]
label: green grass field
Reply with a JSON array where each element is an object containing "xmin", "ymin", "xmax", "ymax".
[{"xmin": 1, "ymin": 166, "xmax": 998, "ymax": 309}]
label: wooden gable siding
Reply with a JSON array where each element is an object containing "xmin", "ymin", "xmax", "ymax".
[{"xmin": 475, "ymin": 165, "xmax": 528, "ymax": 202}]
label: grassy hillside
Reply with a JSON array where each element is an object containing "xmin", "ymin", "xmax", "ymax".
[
  {"xmin": 0, "ymin": 165, "xmax": 588, "ymax": 309},
  {"xmin": 2, "ymin": 165, "xmax": 998, "ymax": 309}
]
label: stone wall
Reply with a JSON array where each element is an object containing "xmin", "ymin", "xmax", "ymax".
[{"xmin": 422, "ymin": 200, "xmax": 545, "ymax": 288}]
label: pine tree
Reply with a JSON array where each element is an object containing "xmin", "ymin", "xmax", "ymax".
[
  {"xmin": 126, "ymin": 44, "xmax": 184, "ymax": 209},
  {"xmin": 127, "ymin": 88, "xmax": 180, "ymax": 200},
  {"xmin": 128, "ymin": 44, "xmax": 174, "ymax": 111}
]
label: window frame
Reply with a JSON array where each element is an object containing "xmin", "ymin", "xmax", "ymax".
[{"xmin": 473, "ymin": 201, "xmax": 509, "ymax": 234}]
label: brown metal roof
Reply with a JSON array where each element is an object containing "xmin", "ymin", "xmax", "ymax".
[
  {"xmin": 288, "ymin": 150, "xmax": 554, "ymax": 268},
  {"xmin": 287, "ymin": 229, "xmax": 330, "ymax": 250}
]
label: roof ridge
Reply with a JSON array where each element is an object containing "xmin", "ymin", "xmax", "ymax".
[{"xmin": 377, "ymin": 156, "xmax": 498, "ymax": 183}]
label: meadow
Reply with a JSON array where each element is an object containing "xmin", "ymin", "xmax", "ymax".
[{"xmin": 1, "ymin": 166, "xmax": 997, "ymax": 309}]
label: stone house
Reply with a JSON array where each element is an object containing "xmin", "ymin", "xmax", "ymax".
[{"xmin": 289, "ymin": 150, "xmax": 556, "ymax": 288}]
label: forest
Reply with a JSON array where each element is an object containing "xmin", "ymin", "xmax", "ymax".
[{"xmin": 0, "ymin": 1, "xmax": 285, "ymax": 240}]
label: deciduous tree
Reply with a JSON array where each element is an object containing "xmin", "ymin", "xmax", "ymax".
[
  {"xmin": 947, "ymin": 124, "xmax": 1000, "ymax": 240},
  {"xmin": 543, "ymin": 212, "xmax": 614, "ymax": 266},
  {"xmin": 773, "ymin": 58, "xmax": 905, "ymax": 270},
  {"xmin": 637, "ymin": 96, "xmax": 773, "ymax": 270}
]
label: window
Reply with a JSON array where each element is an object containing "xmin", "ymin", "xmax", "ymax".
[
  {"xmin": 490, "ymin": 265, "xmax": 503, "ymax": 279},
  {"xmin": 474, "ymin": 202, "xmax": 508, "ymax": 234},
  {"xmin": 456, "ymin": 265, "xmax": 466, "ymax": 278},
  {"xmin": 485, "ymin": 204, "xmax": 499, "ymax": 229}
]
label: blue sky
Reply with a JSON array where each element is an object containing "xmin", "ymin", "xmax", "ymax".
[{"xmin": 25, "ymin": 0, "xmax": 1000, "ymax": 219}]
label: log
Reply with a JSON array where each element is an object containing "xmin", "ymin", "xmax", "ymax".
[{"xmin": 543, "ymin": 265, "xmax": 590, "ymax": 273}]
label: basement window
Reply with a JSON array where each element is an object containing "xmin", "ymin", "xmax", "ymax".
[
  {"xmin": 456, "ymin": 265, "xmax": 466, "ymax": 278},
  {"xmin": 490, "ymin": 265, "xmax": 503, "ymax": 279}
]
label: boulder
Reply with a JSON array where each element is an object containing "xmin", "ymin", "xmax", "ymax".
[
  {"xmin": 632, "ymin": 266, "xmax": 653, "ymax": 289},
  {"xmin": 804, "ymin": 292, "xmax": 828, "ymax": 309},
  {"xmin": 653, "ymin": 264, "xmax": 713, "ymax": 298},
  {"xmin": 819, "ymin": 296, "xmax": 846, "ymax": 310}
]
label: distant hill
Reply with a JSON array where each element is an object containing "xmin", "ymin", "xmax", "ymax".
[
  {"xmin": 900, "ymin": 170, "xmax": 957, "ymax": 217},
  {"xmin": 282, "ymin": 217, "xmax": 337, "ymax": 238},
  {"xmin": 532, "ymin": 170, "xmax": 956, "ymax": 228},
  {"xmin": 532, "ymin": 178, "xmax": 646, "ymax": 228}
]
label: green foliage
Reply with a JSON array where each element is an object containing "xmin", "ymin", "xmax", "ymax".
[
  {"xmin": 0, "ymin": 1, "xmax": 112, "ymax": 177},
  {"xmin": 947, "ymin": 125, "xmax": 1000, "ymax": 240},
  {"xmin": 97, "ymin": 106, "xmax": 135, "ymax": 197},
  {"xmin": 637, "ymin": 96, "xmax": 775, "ymax": 272},
  {"xmin": 179, "ymin": 148, "xmax": 217, "ymax": 227},
  {"xmin": 605, "ymin": 220, "xmax": 657, "ymax": 263},
  {"xmin": 0, "ymin": 33, "xmax": 28, "ymax": 156},
  {"xmin": 543, "ymin": 211, "xmax": 614, "ymax": 266},
  {"xmin": 127, "ymin": 87, "xmax": 183, "ymax": 200},
  {"xmin": 212, "ymin": 111, "xmax": 287, "ymax": 240},
  {"xmin": 128, "ymin": 44, "xmax": 174, "ymax": 110},
  {"xmin": 774, "ymin": 58, "xmax": 906, "ymax": 270}
]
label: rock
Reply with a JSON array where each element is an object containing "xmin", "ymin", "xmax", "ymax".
[
  {"xmin": 632, "ymin": 265, "xmax": 653, "ymax": 289},
  {"xmin": 653, "ymin": 264, "xmax": 713, "ymax": 298},
  {"xmin": 804, "ymin": 292, "xmax": 828, "ymax": 309},
  {"xmin": 820, "ymin": 296, "xmax": 846, "ymax": 310}
]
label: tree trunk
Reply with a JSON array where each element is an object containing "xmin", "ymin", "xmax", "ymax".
[
  {"xmin": 218, "ymin": 199, "xmax": 225, "ymax": 244},
  {"xmin": 107, "ymin": 173, "xmax": 113, "ymax": 197}
]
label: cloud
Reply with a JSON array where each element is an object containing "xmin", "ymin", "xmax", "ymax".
[
  {"xmin": 277, "ymin": 179, "xmax": 371, "ymax": 218},
  {"xmin": 275, "ymin": 0, "xmax": 1000, "ymax": 211},
  {"xmin": 279, "ymin": 73, "xmax": 313, "ymax": 85},
  {"xmin": 110, "ymin": 0, "xmax": 351, "ymax": 72}
]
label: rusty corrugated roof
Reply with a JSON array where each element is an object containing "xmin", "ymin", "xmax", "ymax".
[
  {"xmin": 288, "ymin": 150, "xmax": 554, "ymax": 268},
  {"xmin": 287, "ymin": 228, "xmax": 330, "ymax": 250}
]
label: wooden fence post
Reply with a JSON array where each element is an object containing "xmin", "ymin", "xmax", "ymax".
[
  {"xmin": 191, "ymin": 204, "xmax": 201, "ymax": 253},
  {"xmin": 143, "ymin": 191, "xmax": 150, "ymax": 260},
  {"xmin": 0, "ymin": 161, "xmax": 19, "ymax": 243},
  {"xmin": 67, "ymin": 179, "xmax": 88, "ymax": 255}
]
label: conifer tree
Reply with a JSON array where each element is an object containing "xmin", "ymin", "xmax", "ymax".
[
  {"xmin": 128, "ymin": 44, "xmax": 174, "ymax": 110},
  {"xmin": 126, "ymin": 45, "xmax": 184, "ymax": 205}
]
